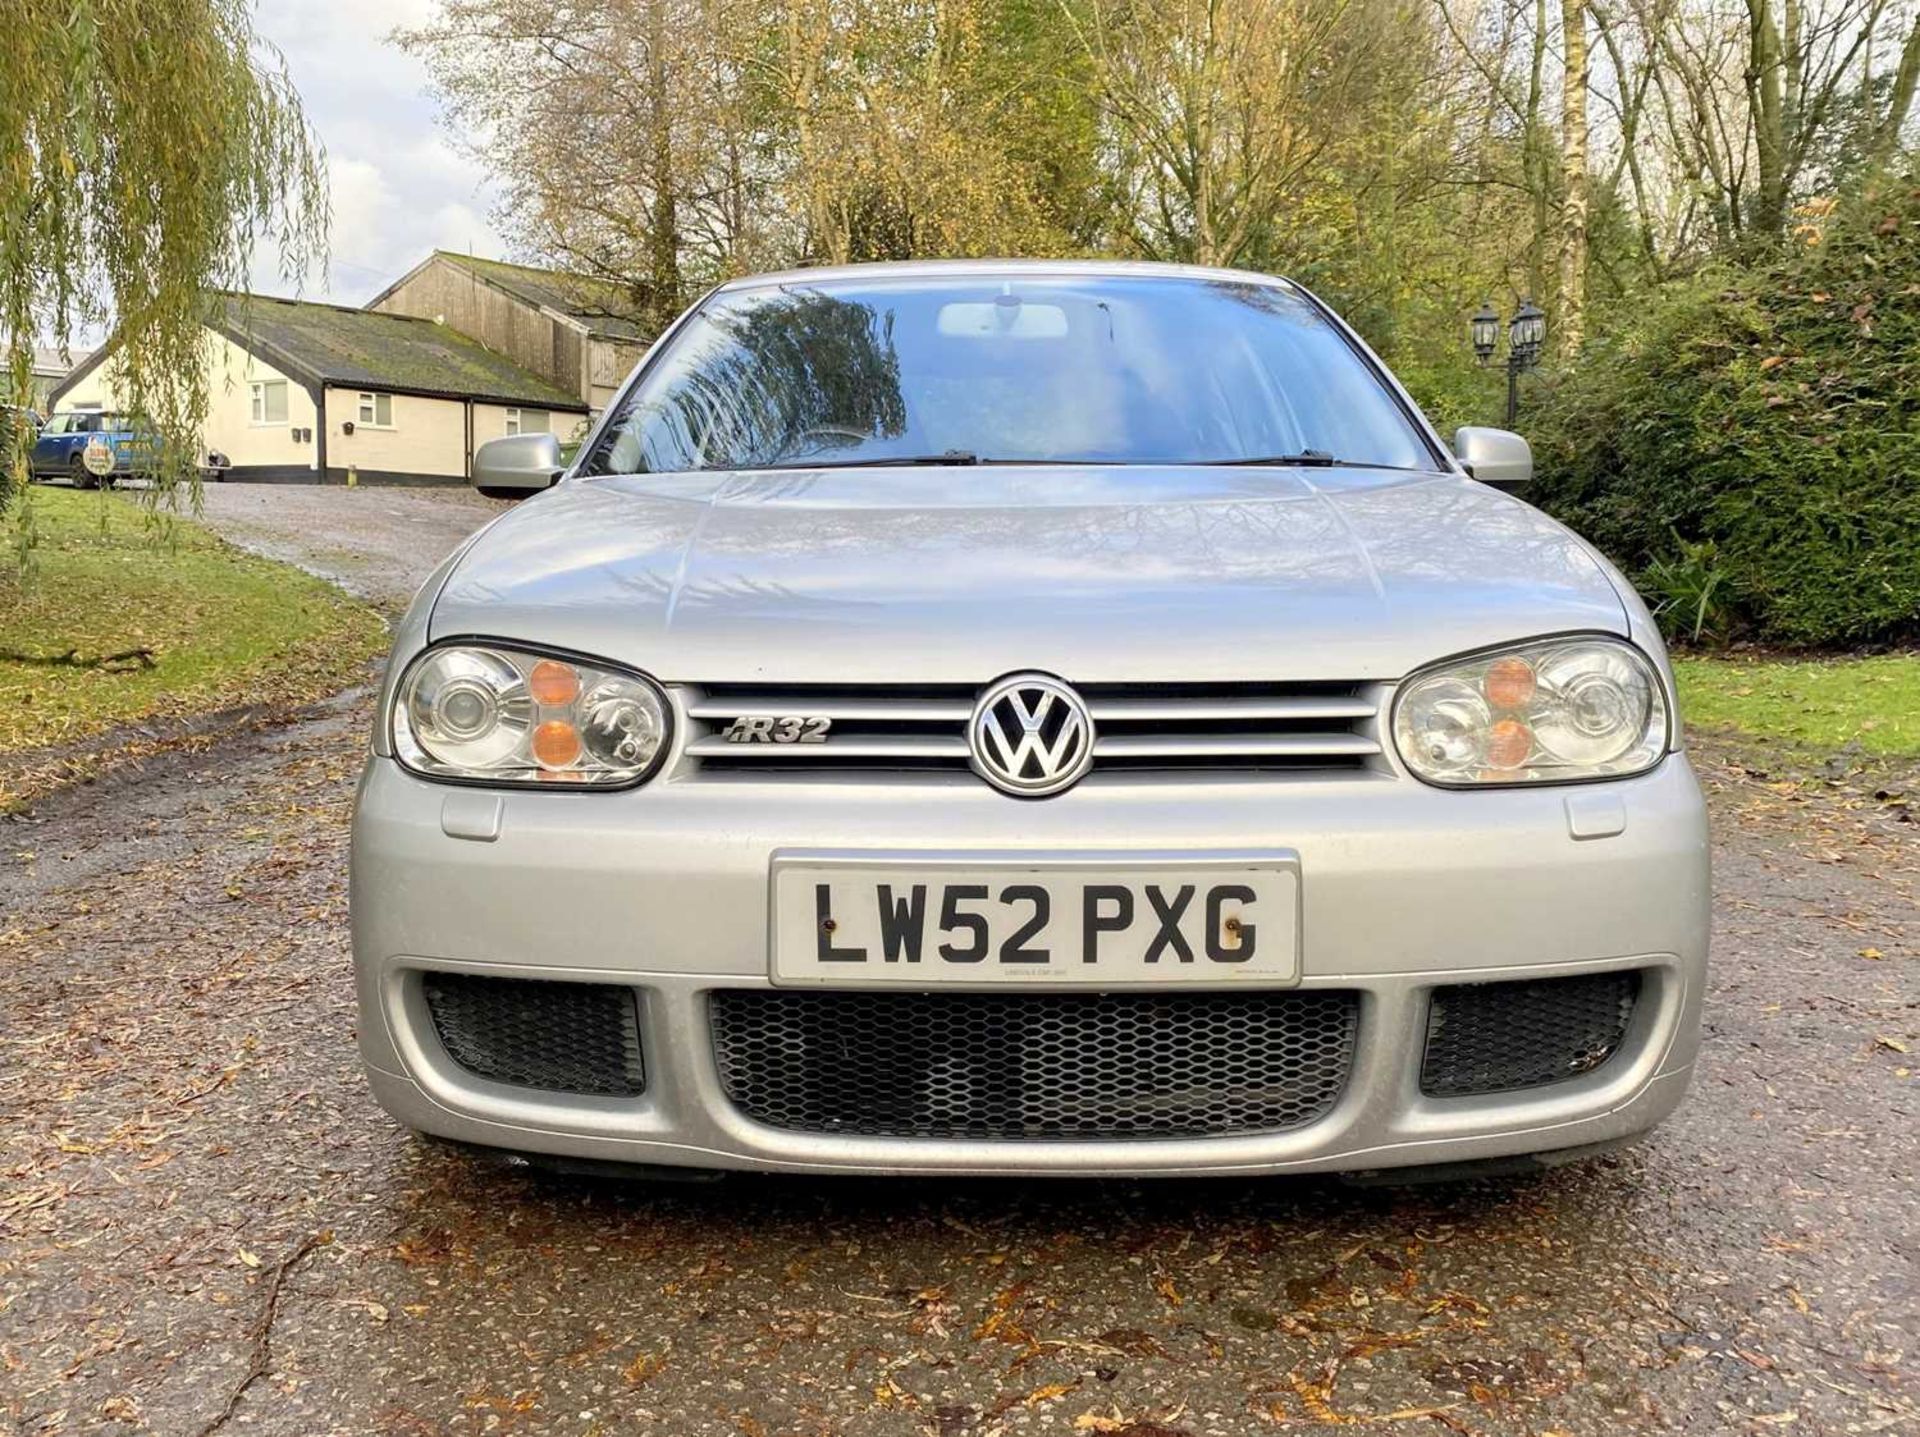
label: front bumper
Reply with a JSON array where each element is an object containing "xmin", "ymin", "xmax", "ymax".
[{"xmin": 350, "ymin": 756, "xmax": 1711, "ymax": 1176}]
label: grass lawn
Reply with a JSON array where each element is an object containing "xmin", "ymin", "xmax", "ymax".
[
  {"xmin": 1675, "ymin": 652, "xmax": 1920, "ymax": 759},
  {"xmin": 0, "ymin": 487, "xmax": 385, "ymax": 779}
]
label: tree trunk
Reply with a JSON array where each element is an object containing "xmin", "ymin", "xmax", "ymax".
[
  {"xmin": 1524, "ymin": 0, "xmax": 1552, "ymax": 301},
  {"xmin": 1872, "ymin": 17, "xmax": 1920, "ymax": 162},
  {"xmin": 782, "ymin": 0, "xmax": 841, "ymax": 263},
  {"xmin": 1558, "ymin": 0, "xmax": 1589, "ymax": 355},
  {"xmin": 1748, "ymin": 0, "xmax": 1789, "ymax": 238},
  {"xmin": 1591, "ymin": 1, "xmax": 1659, "ymax": 277},
  {"xmin": 644, "ymin": 0, "xmax": 683, "ymax": 330}
]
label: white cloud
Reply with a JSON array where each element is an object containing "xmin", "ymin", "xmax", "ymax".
[{"xmin": 248, "ymin": 1, "xmax": 506, "ymax": 305}]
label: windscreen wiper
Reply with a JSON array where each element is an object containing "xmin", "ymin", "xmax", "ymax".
[
  {"xmin": 1203, "ymin": 452, "xmax": 1439, "ymax": 473},
  {"xmin": 750, "ymin": 450, "xmax": 980, "ymax": 470},
  {"xmin": 1206, "ymin": 450, "xmax": 1342, "ymax": 467}
]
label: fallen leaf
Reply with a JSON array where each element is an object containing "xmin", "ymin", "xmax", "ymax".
[
  {"xmin": 1073, "ymin": 1417, "xmax": 1193, "ymax": 1437},
  {"xmin": 1381, "ymin": 1408, "xmax": 1470, "ymax": 1432},
  {"xmin": 622, "ymin": 1351, "xmax": 666, "ymax": 1386},
  {"xmin": 1025, "ymin": 1381, "xmax": 1081, "ymax": 1406},
  {"xmin": 1092, "ymin": 1328, "xmax": 1165, "ymax": 1359}
]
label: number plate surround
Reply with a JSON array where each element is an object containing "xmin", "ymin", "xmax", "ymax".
[{"xmin": 768, "ymin": 850, "xmax": 1302, "ymax": 990}]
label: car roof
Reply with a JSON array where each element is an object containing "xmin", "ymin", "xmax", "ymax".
[{"xmin": 712, "ymin": 258, "xmax": 1301, "ymax": 295}]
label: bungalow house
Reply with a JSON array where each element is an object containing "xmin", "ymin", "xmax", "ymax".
[
  {"xmin": 367, "ymin": 252, "xmax": 652, "ymax": 413},
  {"xmin": 28, "ymin": 347, "xmax": 70, "ymax": 411},
  {"xmin": 50, "ymin": 293, "xmax": 589, "ymax": 485}
]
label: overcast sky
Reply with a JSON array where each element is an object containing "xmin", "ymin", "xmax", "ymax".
[{"xmin": 251, "ymin": 0, "xmax": 505, "ymax": 305}]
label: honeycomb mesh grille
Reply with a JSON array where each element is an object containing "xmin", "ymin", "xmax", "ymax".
[
  {"xmin": 1422, "ymin": 971, "xmax": 1640, "ymax": 1098},
  {"xmin": 422, "ymin": 972, "xmax": 645, "ymax": 1096},
  {"xmin": 709, "ymin": 989, "xmax": 1358, "ymax": 1139}
]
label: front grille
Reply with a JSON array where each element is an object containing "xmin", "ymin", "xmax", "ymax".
[
  {"xmin": 709, "ymin": 989, "xmax": 1359, "ymax": 1139},
  {"xmin": 683, "ymin": 680, "xmax": 1382, "ymax": 779},
  {"xmin": 421, "ymin": 972, "xmax": 646, "ymax": 1096},
  {"xmin": 1421, "ymin": 971, "xmax": 1640, "ymax": 1097}
]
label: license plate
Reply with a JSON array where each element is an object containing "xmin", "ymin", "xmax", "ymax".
[{"xmin": 770, "ymin": 852, "xmax": 1299, "ymax": 987}]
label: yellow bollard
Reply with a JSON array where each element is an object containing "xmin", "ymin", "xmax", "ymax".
[{"xmin": 346, "ymin": 464, "xmax": 358, "ymax": 488}]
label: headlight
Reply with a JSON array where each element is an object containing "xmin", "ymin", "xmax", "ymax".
[
  {"xmin": 1392, "ymin": 636, "xmax": 1668, "ymax": 787},
  {"xmin": 392, "ymin": 643, "xmax": 669, "ymax": 787}
]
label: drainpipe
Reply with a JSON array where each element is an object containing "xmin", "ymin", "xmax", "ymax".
[{"xmin": 314, "ymin": 387, "xmax": 328, "ymax": 483}]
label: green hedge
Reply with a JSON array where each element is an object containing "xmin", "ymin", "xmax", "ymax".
[{"xmin": 1523, "ymin": 173, "xmax": 1920, "ymax": 647}]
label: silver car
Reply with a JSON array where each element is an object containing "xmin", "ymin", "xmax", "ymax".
[{"xmin": 351, "ymin": 260, "xmax": 1709, "ymax": 1180}]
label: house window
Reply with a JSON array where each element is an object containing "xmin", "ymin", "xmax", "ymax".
[
  {"xmin": 357, "ymin": 392, "xmax": 393, "ymax": 428},
  {"xmin": 504, "ymin": 408, "xmax": 549, "ymax": 436},
  {"xmin": 249, "ymin": 380, "xmax": 288, "ymax": 425}
]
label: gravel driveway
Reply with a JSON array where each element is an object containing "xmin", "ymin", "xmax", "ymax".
[
  {"xmin": 1, "ymin": 487, "xmax": 1914, "ymax": 1436},
  {"xmin": 189, "ymin": 481, "xmax": 513, "ymax": 606}
]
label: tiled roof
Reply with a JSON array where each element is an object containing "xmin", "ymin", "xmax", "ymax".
[{"xmin": 213, "ymin": 293, "xmax": 587, "ymax": 408}]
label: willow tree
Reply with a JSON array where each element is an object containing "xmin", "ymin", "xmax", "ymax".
[{"xmin": 0, "ymin": 0, "xmax": 326, "ymax": 518}]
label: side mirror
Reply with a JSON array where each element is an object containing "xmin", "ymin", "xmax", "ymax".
[
  {"xmin": 1452, "ymin": 426, "xmax": 1532, "ymax": 489},
  {"xmin": 472, "ymin": 432, "xmax": 565, "ymax": 498}
]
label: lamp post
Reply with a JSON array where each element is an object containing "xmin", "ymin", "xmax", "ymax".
[{"xmin": 1471, "ymin": 299, "xmax": 1547, "ymax": 426}]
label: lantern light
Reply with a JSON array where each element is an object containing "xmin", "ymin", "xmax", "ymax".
[
  {"xmin": 1509, "ymin": 299, "xmax": 1546, "ymax": 366},
  {"xmin": 1470, "ymin": 302, "xmax": 1500, "ymax": 364}
]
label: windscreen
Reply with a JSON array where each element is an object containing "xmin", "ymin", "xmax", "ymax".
[{"xmin": 583, "ymin": 275, "xmax": 1436, "ymax": 475}]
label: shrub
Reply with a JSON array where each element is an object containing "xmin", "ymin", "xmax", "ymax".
[
  {"xmin": 1641, "ymin": 532, "xmax": 1732, "ymax": 644},
  {"xmin": 1523, "ymin": 171, "xmax": 1920, "ymax": 647}
]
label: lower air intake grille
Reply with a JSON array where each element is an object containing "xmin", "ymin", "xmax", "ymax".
[
  {"xmin": 422, "ymin": 972, "xmax": 645, "ymax": 1096},
  {"xmin": 709, "ymin": 989, "xmax": 1358, "ymax": 1139},
  {"xmin": 1421, "ymin": 971, "xmax": 1640, "ymax": 1097}
]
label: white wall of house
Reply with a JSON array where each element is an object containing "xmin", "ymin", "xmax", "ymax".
[
  {"xmin": 54, "ymin": 327, "xmax": 321, "ymax": 473},
  {"xmin": 325, "ymin": 387, "xmax": 468, "ymax": 478},
  {"xmin": 471, "ymin": 402, "xmax": 591, "ymax": 446},
  {"xmin": 327, "ymin": 395, "xmax": 587, "ymax": 478},
  {"xmin": 53, "ymin": 361, "xmax": 113, "ymax": 411},
  {"xmin": 209, "ymin": 334, "xmax": 319, "ymax": 471},
  {"xmin": 61, "ymin": 327, "xmax": 587, "ymax": 481}
]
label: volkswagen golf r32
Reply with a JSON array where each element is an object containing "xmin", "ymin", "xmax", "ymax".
[{"xmin": 350, "ymin": 260, "xmax": 1710, "ymax": 1180}]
